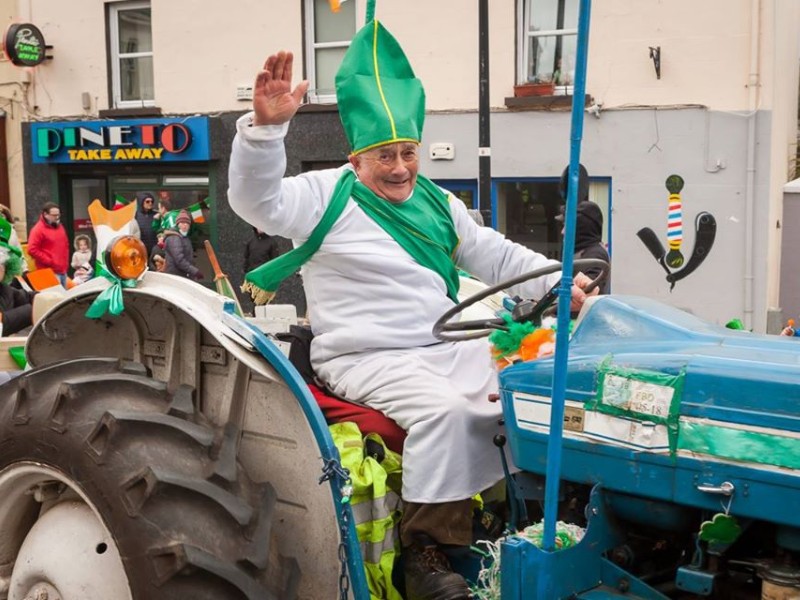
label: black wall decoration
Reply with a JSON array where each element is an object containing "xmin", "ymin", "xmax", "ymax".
[{"xmin": 637, "ymin": 175, "xmax": 716, "ymax": 291}]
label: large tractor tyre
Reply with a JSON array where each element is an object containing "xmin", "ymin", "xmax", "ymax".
[{"xmin": 0, "ymin": 357, "xmax": 299, "ymax": 600}]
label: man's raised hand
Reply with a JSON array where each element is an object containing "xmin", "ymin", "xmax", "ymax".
[{"xmin": 253, "ymin": 51, "xmax": 310, "ymax": 126}]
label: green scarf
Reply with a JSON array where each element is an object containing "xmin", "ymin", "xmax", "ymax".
[{"xmin": 242, "ymin": 170, "xmax": 460, "ymax": 304}]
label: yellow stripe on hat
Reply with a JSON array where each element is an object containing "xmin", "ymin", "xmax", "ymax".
[{"xmin": 372, "ymin": 20, "xmax": 398, "ymax": 141}]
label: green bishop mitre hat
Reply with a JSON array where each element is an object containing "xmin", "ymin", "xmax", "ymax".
[{"xmin": 335, "ymin": 20, "xmax": 425, "ymax": 154}]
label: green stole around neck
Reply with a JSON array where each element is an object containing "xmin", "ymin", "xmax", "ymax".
[{"xmin": 242, "ymin": 170, "xmax": 460, "ymax": 305}]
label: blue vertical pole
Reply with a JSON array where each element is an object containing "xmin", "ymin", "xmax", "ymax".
[{"xmin": 538, "ymin": 0, "xmax": 592, "ymax": 596}]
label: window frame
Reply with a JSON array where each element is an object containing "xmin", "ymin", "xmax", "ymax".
[
  {"xmin": 304, "ymin": 0, "xmax": 358, "ymax": 104},
  {"xmin": 517, "ymin": 0, "xmax": 578, "ymax": 85},
  {"xmin": 109, "ymin": 0, "xmax": 155, "ymax": 109}
]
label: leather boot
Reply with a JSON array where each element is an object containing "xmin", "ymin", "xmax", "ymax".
[{"xmin": 403, "ymin": 538, "xmax": 471, "ymax": 600}]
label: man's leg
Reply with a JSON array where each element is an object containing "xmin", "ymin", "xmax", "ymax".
[
  {"xmin": 318, "ymin": 340, "xmax": 504, "ymax": 599},
  {"xmin": 400, "ymin": 500, "xmax": 473, "ymax": 600}
]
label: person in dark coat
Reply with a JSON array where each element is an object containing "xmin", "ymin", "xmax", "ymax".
[
  {"xmin": 0, "ymin": 217, "xmax": 35, "ymax": 335},
  {"xmin": 243, "ymin": 227, "xmax": 282, "ymax": 273},
  {"xmin": 135, "ymin": 192, "xmax": 158, "ymax": 255},
  {"xmin": 556, "ymin": 200, "xmax": 610, "ymax": 294},
  {"xmin": 162, "ymin": 210, "xmax": 203, "ymax": 280}
]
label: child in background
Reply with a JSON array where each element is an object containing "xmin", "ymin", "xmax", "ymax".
[
  {"xmin": 71, "ymin": 234, "xmax": 94, "ymax": 285},
  {"xmin": 780, "ymin": 319, "xmax": 799, "ymax": 337}
]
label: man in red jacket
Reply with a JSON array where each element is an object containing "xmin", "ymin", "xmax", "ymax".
[{"xmin": 27, "ymin": 202, "xmax": 69, "ymax": 286}]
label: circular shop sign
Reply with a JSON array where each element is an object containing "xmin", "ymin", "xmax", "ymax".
[{"xmin": 4, "ymin": 23, "xmax": 46, "ymax": 67}]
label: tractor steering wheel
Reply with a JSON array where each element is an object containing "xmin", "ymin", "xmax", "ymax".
[{"xmin": 432, "ymin": 258, "xmax": 610, "ymax": 342}]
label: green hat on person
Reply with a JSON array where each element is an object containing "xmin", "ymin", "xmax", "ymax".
[
  {"xmin": 0, "ymin": 216, "xmax": 20, "ymax": 257},
  {"xmin": 0, "ymin": 216, "xmax": 23, "ymax": 284},
  {"xmin": 335, "ymin": 19, "xmax": 425, "ymax": 155}
]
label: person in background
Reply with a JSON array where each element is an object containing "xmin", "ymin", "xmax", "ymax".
[
  {"xmin": 135, "ymin": 192, "xmax": 158, "ymax": 255},
  {"xmin": 556, "ymin": 201, "xmax": 609, "ymax": 294},
  {"xmin": 0, "ymin": 217, "xmax": 35, "ymax": 335},
  {"xmin": 153, "ymin": 196, "xmax": 177, "ymax": 234},
  {"xmin": 27, "ymin": 202, "xmax": 69, "ymax": 286},
  {"xmin": 243, "ymin": 227, "xmax": 282, "ymax": 273},
  {"xmin": 163, "ymin": 210, "xmax": 203, "ymax": 281},
  {"xmin": 780, "ymin": 319, "xmax": 799, "ymax": 337},
  {"xmin": 0, "ymin": 205, "xmax": 27, "ymax": 275},
  {"xmin": 151, "ymin": 253, "xmax": 167, "ymax": 273},
  {"xmin": 70, "ymin": 234, "xmax": 94, "ymax": 285},
  {"xmin": 556, "ymin": 164, "xmax": 610, "ymax": 294},
  {"xmin": 149, "ymin": 231, "xmax": 167, "ymax": 271}
]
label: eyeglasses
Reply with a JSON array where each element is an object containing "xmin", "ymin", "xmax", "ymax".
[{"xmin": 362, "ymin": 147, "xmax": 419, "ymax": 166}]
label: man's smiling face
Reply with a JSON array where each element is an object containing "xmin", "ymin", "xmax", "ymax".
[{"xmin": 350, "ymin": 142, "xmax": 420, "ymax": 204}]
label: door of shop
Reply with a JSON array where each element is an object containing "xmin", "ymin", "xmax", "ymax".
[{"xmin": 59, "ymin": 172, "xmax": 213, "ymax": 280}]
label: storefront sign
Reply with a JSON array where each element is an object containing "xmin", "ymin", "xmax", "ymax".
[
  {"xmin": 31, "ymin": 117, "xmax": 210, "ymax": 164},
  {"xmin": 4, "ymin": 23, "xmax": 46, "ymax": 67}
]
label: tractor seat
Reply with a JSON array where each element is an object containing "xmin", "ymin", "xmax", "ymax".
[{"xmin": 276, "ymin": 326, "xmax": 407, "ymax": 455}]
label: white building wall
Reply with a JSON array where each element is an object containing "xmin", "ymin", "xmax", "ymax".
[
  {"xmin": 7, "ymin": 0, "xmax": 800, "ymax": 329},
  {"xmin": 0, "ymin": 0, "xmax": 29, "ymax": 230}
]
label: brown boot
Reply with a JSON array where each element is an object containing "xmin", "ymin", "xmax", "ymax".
[{"xmin": 403, "ymin": 539, "xmax": 471, "ymax": 600}]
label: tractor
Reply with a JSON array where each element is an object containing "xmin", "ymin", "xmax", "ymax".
[
  {"xmin": 1, "ymin": 0, "xmax": 798, "ymax": 597},
  {"xmin": 0, "ymin": 255, "xmax": 797, "ymax": 599}
]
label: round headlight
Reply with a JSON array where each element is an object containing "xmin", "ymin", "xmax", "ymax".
[{"xmin": 105, "ymin": 235, "xmax": 148, "ymax": 280}]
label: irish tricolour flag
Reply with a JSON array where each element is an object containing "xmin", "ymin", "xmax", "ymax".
[
  {"xmin": 187, "ymin": 199, "xmax": 208, "ymax": 224},
  {"xmin": 329, "ymin": 0, "xmax": 349, "ymax": 12},
  {"xmin": 113, "ymin": 194, "xmax": 130, "ymax": 210}
]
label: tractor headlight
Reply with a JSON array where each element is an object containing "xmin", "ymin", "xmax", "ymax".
[{"xmin": 105, "ymin": 236, "xmax": 148, "ymax": 280}]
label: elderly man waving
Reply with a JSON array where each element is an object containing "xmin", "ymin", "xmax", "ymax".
[{"xmin": 228, "ymin": 19, "xmax": 594, "ymax": 600}]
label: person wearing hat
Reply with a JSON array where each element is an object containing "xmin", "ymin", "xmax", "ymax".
[
  {"xmin": 228, "ymin": 22, "xmax": 596, "ymax": 599},
  {"xmin": 556, "ymin": 164, "xmax": 610, "ymax": 295},
  {"xmin": 162, "ymin": 210, "xmax": 203, "ymax": 281},
  {"xmin": 0, "ymin": 216, "xmax": 35, "ymax": 336}
]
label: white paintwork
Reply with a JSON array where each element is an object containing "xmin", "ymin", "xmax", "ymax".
[
  {"xmin": 0, "ymin": 463, "xmax": 132, "ymax": 600},
  {"xmin": 25, "ymin": 273, "xmax": 347, "ymax": 599}
]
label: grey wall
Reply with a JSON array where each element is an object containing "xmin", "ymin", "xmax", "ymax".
[
  {"xmin": 421, "ymin": 107, "xmax": 774, "ymax": 329},
  {"xmin": 780, "ymin": 190, "xmax": 800, "ymax": 323}
]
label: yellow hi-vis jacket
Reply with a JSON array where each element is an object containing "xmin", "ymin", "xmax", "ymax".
[{"xmin": 330, "ymin": 422, "xmax": 404, "ymax": 600}]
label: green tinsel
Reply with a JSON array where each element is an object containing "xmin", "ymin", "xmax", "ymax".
[
  {"xmin": 488, "ymin": 313, "xmax": 536, "ymax": 357},
  {"xmin": 725, "ymin": 318, "xmax": 745, "ymax": 330},
  {"xmin": 3, "ymin": 253, "xmax": 21, "ymax": 284}
]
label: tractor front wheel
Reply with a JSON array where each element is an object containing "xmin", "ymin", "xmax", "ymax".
[{"xmin": 0, "ymin": 357, "xmax": 297, "ymax": 600}]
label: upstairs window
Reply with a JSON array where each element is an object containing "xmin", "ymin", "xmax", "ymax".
[
  {"xmin": 109, "ymin": 1, "xmax": 154, "ymax": 108},
  {"xmin": 519, "ymin": 0, "xmax": 578, "ymax": 87},
  {"xmin": 304, "ymin": 0, "xmax": 357, "ymax": 103}
]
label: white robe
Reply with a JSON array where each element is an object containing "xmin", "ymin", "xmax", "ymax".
[{"xmin": 228, "ymin": 113, "xmax": 561, "ymax": 502}]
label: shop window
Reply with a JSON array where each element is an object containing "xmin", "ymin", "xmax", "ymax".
[
  {"xmin": 110, "ymin": 174, "xmax": 213, "ymax": 279},
  {"xmin": 304, "ymin": 0, "xmax": 357, "ymax": 103},
  {"xmin": 518, "ymin": 0, "xmax": 578, "ymax": 90},
  {"xmin": 495, "ymin": 178, "xmax": 610, "ymax": 260},
  {"xmin": 109, "ymin": 1, "xmax": 155, "ymax": 108},
  {"xmin": 434, "ymin": 180, "xmax": 478, "ymax": 212}
]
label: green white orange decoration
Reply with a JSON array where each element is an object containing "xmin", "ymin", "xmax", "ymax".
[{"xmin": 85, "ymin": 200, "xmax": 141, "ymax": 318}]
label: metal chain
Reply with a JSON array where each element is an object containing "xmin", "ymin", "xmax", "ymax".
[
  {"xmin": 337, "ymin": 507, "xmax": 352, "ymax": 599},
  {"xmin": 320, "ymin": 458, "xmax": 353, "ymax": 600}
]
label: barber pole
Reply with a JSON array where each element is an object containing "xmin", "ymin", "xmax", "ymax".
[{"xmin": 665, "ymin": 174, "xmax": 685, "ymax": 268}]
